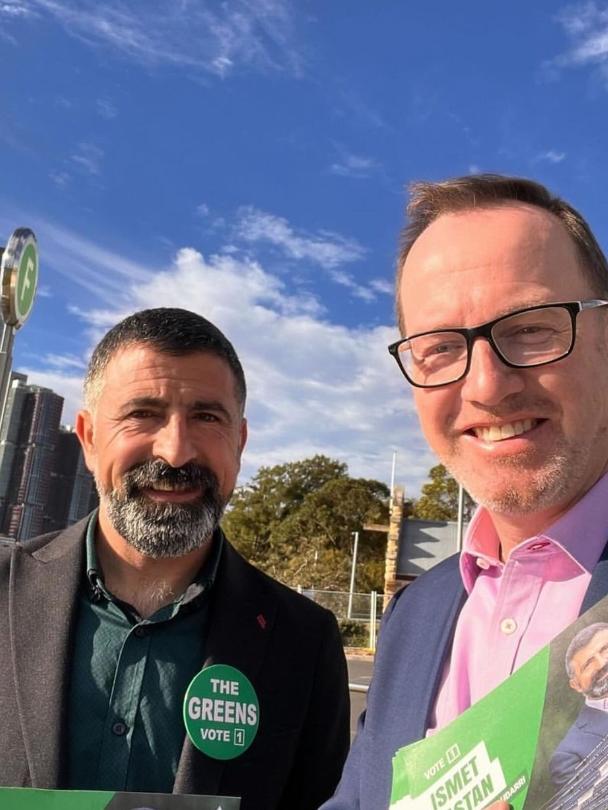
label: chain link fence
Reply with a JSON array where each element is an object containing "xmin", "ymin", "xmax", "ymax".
[{"xmin": 296, "ymin": 588, "xmax": 383, "ymax": 651}]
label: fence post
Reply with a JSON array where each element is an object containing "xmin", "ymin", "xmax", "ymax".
[{"xmin": 369, "ymin": 590, "xmax": 377, "ymax": 650}]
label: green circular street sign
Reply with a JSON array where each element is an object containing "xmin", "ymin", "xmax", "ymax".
[
  {"xmin": 0, "ymin": 228, "xmax": 38, "ymax": 328},
  {"xmin": 183, "ymin": 664, "xmax": 260, "ymax": 760}
]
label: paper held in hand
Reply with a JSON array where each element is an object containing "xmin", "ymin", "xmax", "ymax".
[{"xmin": 390, "ymin": 593, "xmax": 608, "ymax": 810}]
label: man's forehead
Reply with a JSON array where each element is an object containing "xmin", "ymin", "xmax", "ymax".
[
  {"xmin": 404, "ymin": 204, "xmax": 569, "ymax": 275},
  {"xmin": 399, "ymin": 203, "xmax": 585, "ymax": 333},
  {"xmin": 99, "ymin": 344, "xmax": 234, "ymax": 392}
]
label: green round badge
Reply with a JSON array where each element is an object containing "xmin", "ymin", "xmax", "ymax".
[{"xmin": 183, "ymin": 664, "xmax": 260, "ymax": 760}]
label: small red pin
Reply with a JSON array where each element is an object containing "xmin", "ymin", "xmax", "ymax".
[{"xmin": 256, "ymin": 613, "xmax": 267, "ymax": 630}]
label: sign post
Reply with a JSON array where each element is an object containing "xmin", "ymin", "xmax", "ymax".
[{"xmin": 0, "ymin": 228, "xmax": 39, "ymax": 430}]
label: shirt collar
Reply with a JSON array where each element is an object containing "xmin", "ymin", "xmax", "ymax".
[
  {"xmin": 85, "ymin": 508, "xmax": 224, "ymax": 611},
  {"xmin": 586, "ymin": 696, "xmax": 608, "ymax": 712},
  {"xmin": 460, "ymin": 472, "xmax": 608, "ymax": 593}
]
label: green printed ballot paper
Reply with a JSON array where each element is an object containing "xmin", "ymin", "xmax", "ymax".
[
  {"xmin": 0, "ymin": 788, "xmax": 240, "ymax": 809},
  {"xmin": 390, "ymin": 593, "xmax": 608, "ymax": 809}
]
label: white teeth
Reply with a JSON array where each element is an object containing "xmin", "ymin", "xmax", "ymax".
[
  {"xmin": 474, "ymin": 419, "xmax": 536, "ymax": 442},
  {"xmin": 151, "ymin": 481, "xmax": 190, "ymax": 491}
]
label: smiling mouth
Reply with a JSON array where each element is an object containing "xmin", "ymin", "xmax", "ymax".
[
  {"xmin": 470, "ymin": 418, "xmax": 543, "ymax": 443},
  {"xmin": 148, "ymin": 481, "xmax": 198, "ymax": 492}
]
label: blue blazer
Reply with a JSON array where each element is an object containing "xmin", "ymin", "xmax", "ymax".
[
  {"xmin": 323, "ymin": 547, "xmax": 608, "ymax": 810},
  {"xmin": 550, "ymin": 704, "xmax": 608, "ymax": 789}
]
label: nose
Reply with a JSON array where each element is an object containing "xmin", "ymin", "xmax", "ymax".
[
  {"xmin": 152, "ymin": 414, "xmax": 197, "ymax": 468},
  {"xmin": 459, "ymin": 337, "xmax": 525, "ymax": 406}
]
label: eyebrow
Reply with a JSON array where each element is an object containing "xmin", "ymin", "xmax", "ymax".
[
  {"xmin": 119, "ymin": 397, "xmax": 233, "ymax": 421},
  {"xmin": 409, "ymin": 298, "xmax": 569, "ymax": 336}
]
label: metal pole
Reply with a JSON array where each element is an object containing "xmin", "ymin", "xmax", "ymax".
[
  {"xmin": 369, "ymin": 589, "xmax": 378, "ymax": 651},
  {"xmin": 347, "ymin": 530, "xmax": 359, "ymax": 619},
  {"xmin": 0, "ymin": 322, "xmax": 15, "ymax": 433},
  {"xmin": 456, "ymin": 484, "xmax": 465, "ymax": 551},
  {"xmin": 390, "ymin": 451, "xmax": 397, "ymax": 499}
]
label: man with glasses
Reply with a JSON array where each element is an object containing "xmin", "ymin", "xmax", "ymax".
[{"xmin": 323, "ymin": 174, "xmax": 608, "ymax": 810}]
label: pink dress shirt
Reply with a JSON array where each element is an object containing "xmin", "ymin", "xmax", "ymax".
[{"xmin": 428, "ymin": 473, "xmax": 608, "ymax": 733}]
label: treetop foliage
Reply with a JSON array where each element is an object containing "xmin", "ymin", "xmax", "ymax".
[
  {"xmin": 222, "ymin": 455, "xmax": 388, "ymax": 591},
  {"xmin": 410, "ymin": 464, "xmax": 474, "ymax": 521}
]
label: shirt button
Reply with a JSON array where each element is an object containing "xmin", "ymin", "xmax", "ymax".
[
  {"xmin": 134, "ymin": 626, "xmax": 148, "ymax": 638},
  {"xmin": 500, "ymin": 618, "xmax": 518, "ymax": 635},
  {"xmin": 476, "ymin": 558, "xmax": 490, "ymax": 570},
  {"xmin": 112, "ymin": 721, "xmax": 127, "ymax": 736}
]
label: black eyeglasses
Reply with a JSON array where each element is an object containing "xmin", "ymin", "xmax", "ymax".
[{"xmin": 388, "ymin": 299, "xmax": 608, "ymax": 389}]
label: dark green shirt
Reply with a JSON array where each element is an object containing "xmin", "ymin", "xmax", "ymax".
[{"xmin": 65, "ymin": 512, "xmax": 223, "ymax": 792}]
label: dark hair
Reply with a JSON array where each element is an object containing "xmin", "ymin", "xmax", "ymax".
[
  {"xmin": 396, "ymin": 173, "xmax": 608, "ymax": 334},
  {"xmin": 84, "ymin": 308, "xmax": 246, "ymax": 409},
  {"xmin": 565, "ymin": 622, "xmax": 608, "ymax": 678}
]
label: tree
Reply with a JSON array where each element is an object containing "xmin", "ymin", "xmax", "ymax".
[
  {"xmin": 271, "ymin": 476, "xmax": 389, "ymax": 591},
  {"xmin": 222, "ymin": 455, "xmax": 348, "ymax": 562},
  {"xmin": 411, "ymin": 464, "xmax": 474, "ymax": 521},
  {"xmin": 222, "ymin": 456, "xmax": 389, "ymax": 591}
]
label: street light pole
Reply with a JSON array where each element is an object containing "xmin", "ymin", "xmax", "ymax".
[{"xmin": 347, "ymin": 530, "xmax": 359, "ymax": 619}]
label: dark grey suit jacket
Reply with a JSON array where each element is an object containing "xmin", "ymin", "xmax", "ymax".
[
  {"xmin": 0, "ymin": 518, "xmax": 350, "ymax": 810},
  {"xmin": 550, "ymin": 704, "xmax": 608, "ymax": 789}
]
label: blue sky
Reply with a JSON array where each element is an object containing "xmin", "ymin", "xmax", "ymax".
[{"xmin": 1, "ymin": 0, "xmax": 607, "ymax": 496}]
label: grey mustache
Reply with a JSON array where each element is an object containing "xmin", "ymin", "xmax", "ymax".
[{"xmin": 123, "ymin": 461, "xmax": 218, "ymax": 494}]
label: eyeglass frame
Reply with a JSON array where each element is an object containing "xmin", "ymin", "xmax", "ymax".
[{"xmin": 387, "ymin": 299, "xmax": 608, "ymax": 389}]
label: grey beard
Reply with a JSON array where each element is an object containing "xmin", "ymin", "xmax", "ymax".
[
  {"xmin": 586, "ymin": 663, "xmax": 608, "ymax": 700},
  {"xmin": 97, "ymin": 460, "xmax": 225, "ymax": 559}
]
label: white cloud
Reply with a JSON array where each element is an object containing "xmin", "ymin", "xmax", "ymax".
[
  {"xmin": 330, "ymin": 152, "xmax": 380, "ymax": 180},
  {"xmin": 49, "ymin": 169, "xmax": 70, "ymax": 187},
  {"xmin": 4, "ymin": 213, "xmax": 153, "ymax": 303},
  {"xmin": 536, "ymin": 149, "xmax": 567, "ymax": 163},
  {"xmin": 550, "ymin": 2, "xmax": 608, "ymax": 83},
  {"xmin": 370, "ymin": 278, "xmax": 393, "ymax": 296},
  {"xmin": 233, "ymin": 207, "xmax": 387, "ymax": 302},
  {"xmin": 41, "ymin": 353, "xmax": 87, "ymax": 370},
  {"xmin": 328, "ymin": 269, "xmax": 375, "ymax": 302},
  {"xmin": 15, "ymin": 221, "xmax": 433, "ymax": 495},
  {"xmin": 0, "ymin": 1, "xmax": 34, "ymax": 17},
  {"xmin": 71, "ymin": 142, "xmax": 104, "ymax": 175},
  {"xmin": 235, "ymin": 206, "xmax": 366, "ymax": 269},
  {"xmin": 96, "ymin": 98, "xmax": 118, "ymax": 119},
  {"xmin": 195, "ymin": 203, "xmax": 210, "ymax": 218},
  {"xmin": 12, "ymin": 0, "xmax": 304, "ymax": 78}
]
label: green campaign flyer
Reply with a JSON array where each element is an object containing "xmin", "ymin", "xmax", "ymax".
[
  {"xmin": 390, "ymin": 594, "xmax": 608, "ymax": 809},
  {"xmin": 0, "ymin": 788, "xmax": 240, "ymax": 809}
]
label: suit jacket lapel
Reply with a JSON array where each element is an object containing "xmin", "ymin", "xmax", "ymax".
[
  {"xmin": 174, "ymin": 540, "xmax": 276, "ymax": 795},
  {"xmin": 582, "ymin": 542, "xmax": 608, "ymax": 614},
  {"xmin": 413, "ymin": 564, "xmax": 466, "ymax": 740},
  {"xmin": 9, "ymin": 521, "xmax": 86, "ymax": 787}
]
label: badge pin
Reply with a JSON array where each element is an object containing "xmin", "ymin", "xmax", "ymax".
[{"xmin": 183, "ymin": 664, "xmax": 260, "ymax": 760}]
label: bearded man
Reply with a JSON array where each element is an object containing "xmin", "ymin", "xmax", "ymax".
[{"xmin": 0, "ymin": 308, "xmax": 349, "ymax": 810}]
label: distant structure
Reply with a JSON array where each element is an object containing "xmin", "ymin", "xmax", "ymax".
[
  {"xmin": 0, "ymin": 373, "xmax": 97, "ymax": 541},
  {"xmin": 45, "ymin": 427, "xmax": 98, "ymax": 533},
  {"xmin": 383, "ymin": 487, "xmax": 468, "ymax": 609}
]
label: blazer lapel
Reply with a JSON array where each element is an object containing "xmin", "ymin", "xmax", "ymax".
[
  {"xmin": 174, "ymin": 540, "xmax": 277, "ymax": 795},
  {"xmin": 9, "ymin": 521, "xmax": 86, "ymax": 787},
  {"xmin": 582, "ymin": 542, "xmax": 608, "ymax": 614},
  {"xmin": 412, "ymin": 563, "xmax": 466, "ymax": 740}
]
